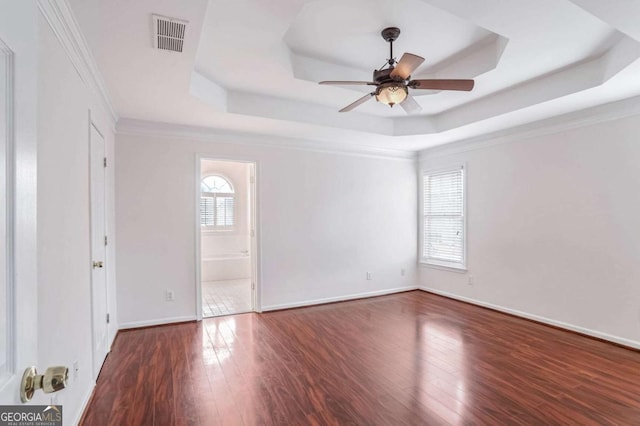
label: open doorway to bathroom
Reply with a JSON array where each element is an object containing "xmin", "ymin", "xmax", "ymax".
[{"xmin": 196, "ymin": 158, "xmax": 257, "ymax": 318}]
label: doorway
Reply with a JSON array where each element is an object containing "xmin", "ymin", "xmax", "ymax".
[
  {"xmin": 196, "ymin": 158, "xmax": 257, "ymax": 317},
  {"xmin": 89, "ymin": 122, "xmax": 109, "ymax": 378}
]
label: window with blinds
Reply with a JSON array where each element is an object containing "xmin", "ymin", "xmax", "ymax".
[
  {"xmin": 422, "ymin": 166, "xmax": 465, "ymax": 268},
  {"xmin": 200, "ymin": 195, "xmax": 234, "ymax": 227},
  {"xmin": 200, "ymin": 175, "xmax": 235, "ymax": 229}
]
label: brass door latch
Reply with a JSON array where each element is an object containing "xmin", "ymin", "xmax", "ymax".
[{"xmin": 92, "ymin": 261, "xmax": 104, "ymax": 269}]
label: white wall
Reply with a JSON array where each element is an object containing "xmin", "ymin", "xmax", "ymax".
[
  {"xmin": 115, "ymin": 132, "xmax": 417, "ymax": 326},
  {"xmin": 36, "ymin": 10, "xmax": 117, "ymax": 424},
  {"xmin": 419, "ymin": 114, "xmax": 640, "ymax": 347}
]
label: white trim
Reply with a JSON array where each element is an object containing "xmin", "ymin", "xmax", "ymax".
[
  {"xmin": 194, "ymin": 156, "xmax": 203, "ymax": 320},
  {"xmin": 262, "ymin": 286, "xmax": 418, "ymax": 312},
  {"xmin": 73, "ymin": 382, "xmax": 96, "ymax": 426},
  {"xmin": 419, "ymin": 262, "xmax": 467, "ymax": 273},
  {"xmin": 418, "ymin": 287, "xmax": 640, "ymax": 351},
  {"xmin": 37, "ymin": 0, "xmax": 118, "ymax": 128},
  {"xmin": 201, "ymin": 229, "xmax": 235, "ymax": 235},
  {"xmin": 117, "ymin": 118, "xmax": 417, "ymax": 161},
  {"xmin": 118, "ymin": 315, "xmax": 196, "ymax": 330},
  {"xmin": 107, "ymin": 324, "xmax": 116, "ymax": 350},
  {"xmin": 201, "ymin": 255, "xmax": 249, "ymax": 262},
  {"xmin": 419, "ymin": 94, "xmax": 640, "ymax": 160},
  {"xmin": 250, "ymin": 162, "xmax": 260, "ymax": 312}
]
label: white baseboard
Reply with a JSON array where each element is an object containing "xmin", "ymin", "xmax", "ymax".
[
  {"xmin": 419, "ymin": 286, "xmax": 640, "ymax": 350},
  {"xmin": 118, "ymin": 315, "xmax": 196, "ymax": 330},
  {"xmin": 262, "ymin": 286, "xmax": 418, "ymax": 312},
  {"xmin": 73, "ymin": 383, "xmax": 95, "ymax": 426}
]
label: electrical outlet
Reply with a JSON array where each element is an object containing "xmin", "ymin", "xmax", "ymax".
[
  {"xmin": 366, "ymin": 272, "xmax": 372, "ymax": 280},
  {"xmin": 73, "ymin": 361, "xmax": 79, "ymax": 380},
  {"xmin": 165, "ymin": 290, "xmax": 175, "ymax": 301},
  {"xmin": 401, "ymin": 269, "xmax": 405, "ymax": 276},
  {"xmin": 468, "ymin": 275, "xmax": 474, "ymax": 286}
]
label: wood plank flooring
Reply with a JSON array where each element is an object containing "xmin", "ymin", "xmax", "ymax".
[{"xmin": 81, "ymin": 290, "xmax": 640, "ymax": 425}]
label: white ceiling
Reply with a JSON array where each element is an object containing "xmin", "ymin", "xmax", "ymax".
[{"xmin": 69, "ymin": 0, "xmax": 640, "ymax": 151}]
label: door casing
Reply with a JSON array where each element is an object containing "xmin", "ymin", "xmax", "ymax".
[{"xmin": 195, "ymin": 155, "xmax": 261, "ymax": 319}]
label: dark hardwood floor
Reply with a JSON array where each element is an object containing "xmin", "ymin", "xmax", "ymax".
[{"xmin": 81, "ymin": 290, "xmax": 640, "ymax": 425}]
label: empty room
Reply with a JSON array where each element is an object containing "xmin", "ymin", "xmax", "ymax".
[{"xmin": 1, "ymin": 0, "xmax": 640, "ymax": 425}]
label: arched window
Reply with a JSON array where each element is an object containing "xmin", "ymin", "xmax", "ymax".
[{"xmin": 200, "ymin": 175, "xmax": 235, "ymax": 229}]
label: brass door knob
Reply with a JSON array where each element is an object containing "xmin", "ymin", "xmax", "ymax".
[
  {"xmin": 92, "ymin": 261, "xmax": 104, "ymax": 269},
  {"xmin": 20, "ymin": 366, "xmax": 69, "ymax": 402}
]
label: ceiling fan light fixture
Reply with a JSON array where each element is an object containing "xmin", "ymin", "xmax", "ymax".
[
  {"xmin": 320, "ymin": 27, "xmax": 474, "ymax": 114},
  {"xmin": 376, "ymin": 83, "xmax": 408, "ymax": 107}
]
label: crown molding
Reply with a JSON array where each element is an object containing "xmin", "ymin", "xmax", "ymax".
[
  {"xmin": 419, "ymin": 93, "xmax": 640, "ymax": 160},
  {"xmin": 38, "ymin": 0, "xmax": 118, "ymax": 128},
  {"xmin": 116, "ymin": 118, "xmax": 418, "ymax": 161}
]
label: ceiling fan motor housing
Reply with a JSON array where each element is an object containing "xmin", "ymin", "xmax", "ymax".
[{"xmin": 373, "ymin": 68, "xmax": 398, "ymax": 84}]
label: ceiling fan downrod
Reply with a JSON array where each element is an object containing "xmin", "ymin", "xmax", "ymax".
[{"xmin": 381, "ymin": 27, "xmax": 401, "ymax": 67}]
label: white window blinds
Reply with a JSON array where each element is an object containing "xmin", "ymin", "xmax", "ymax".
[
  {"xmin": 215, "ymin": 196, "xmax": 234, "ymax": 227},
  {"xmin": 200, "ymin": 196, "xmax": 214, "ymax": 226},
  {"xmin": 200, "ymin": 195, "xmax": 234, "ymax": 228},
  {"xmin": 422, "ymin": 167, "xmax": 465, "ymax": 268}
]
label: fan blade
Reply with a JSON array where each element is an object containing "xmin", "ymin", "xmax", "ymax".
[
  {"xmin": 390, "ymin": 53, "xmax": 425, "ymax": 80},
  {"xmin": 319, "ymin": 81, "xmax": 376, "ymax": 86},
  {"xmin": 410, "ymin": 79, "xmax": 475, "ymax": 91},
  {"xmin": 339, "ymin": 93, "xmax": 374, "ymax": 112},
  {"xmin": 400, "ymin": 94, "xmax": 422, "ymax": 115}
]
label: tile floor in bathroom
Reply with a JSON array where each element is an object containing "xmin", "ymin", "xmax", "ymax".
[{"xmin": 202, "ymin": 278, "xmax": 252, "ymax": 317}]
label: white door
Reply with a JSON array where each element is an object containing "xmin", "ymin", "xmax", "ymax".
[
  {"xmin": 0, "ymin": 36, "xmax": 12, "ymax": 396},
  {"xmin": 0, "ymin": 7, "xmax": 40, "ymax": 404},
  {"xmin": 89, "ymin": 124, "xmax": 109, "ymax": 378}
]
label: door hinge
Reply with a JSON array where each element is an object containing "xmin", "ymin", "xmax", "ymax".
[
  {"xmin": 106, "ymin": 313, "xmax": 110, "ymax": 324},
  {"xmin": 104, "ymin": 235, "xmax": 108, "ymax": 246},
  {"xmin": 250, "ymin": 175, "xmax": 255, "ymax": 184},
  {"xmin": 103, "ymin": 157, "xmax": 107, "ymax": 168},
  {"xmin": 251, "ymin": 282, "xmax": 255, "ymax": 290},
  {"xmin": 250, "ymin": 229, "xmax": 255, "ymax": 237}
]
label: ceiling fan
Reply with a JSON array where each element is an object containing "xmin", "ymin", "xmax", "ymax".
[{"xmin": 319, "ymin": 27, "xmax": 475, "ymax": 114}]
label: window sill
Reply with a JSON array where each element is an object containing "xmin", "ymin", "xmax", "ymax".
[
  {"xmin": 201, "ymin": 229, "xmax": 235, "ymax": 235},
  {"xmin": 419, "ymin": 261, "xmax": 467, "ymax": 274}
]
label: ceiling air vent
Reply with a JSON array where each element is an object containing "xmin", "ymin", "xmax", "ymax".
[{"xmin": 152, "ymin": 14, "xmax": 187, "ymax": 53}]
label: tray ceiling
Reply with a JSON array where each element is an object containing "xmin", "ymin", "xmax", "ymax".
[{"xmin": 69, "ymin": 0, "xmax": 640, "ymax": 151}]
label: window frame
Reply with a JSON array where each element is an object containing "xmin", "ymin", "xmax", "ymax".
[
  {"xmin": 200, "ymin": 174, "xmax": 235, "ymax": 232},
  {"xmin": 419, "ymin": 163, "xmax": 467, "ymax": 272}
]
